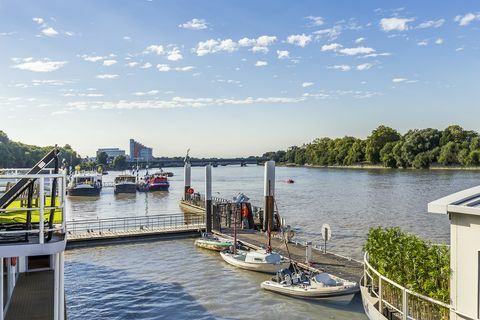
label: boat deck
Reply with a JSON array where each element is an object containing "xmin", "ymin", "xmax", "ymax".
[
  {"xmin": 5, "ymin": 270, "xmax": 62, "ymax": 320},
  {"xmin": 216, "ymin": 228, "xmax": 363, "ymax": 282}
]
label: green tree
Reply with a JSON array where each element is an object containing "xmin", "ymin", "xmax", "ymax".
[
  {"xmin": 344, "ymin": 140, "xmax": 366, "ymax": 165},
  {"xmin": 294, "ymin": 147, "xmax": 306, "ymax": 165},
  {"xmin": 113, "ymin": 155, "xmax": 127, "ymax": 170},
  {"xmin": 97, "ymin": 152, "xmax": 108, "ymax": 165},
  {"xmin": 400, "ymin": 128, "xmax": 441, "ymax": 166},
  {"xmin": 438, "ymin": 142, "xmax": 460, "ymax": 165},
  {"xmin": 380, "ymin": 142, "xmax": 398, "ymax": 168},
  {"xmin": 333, "ymin": 136, "xmax": 356, "ymax": 165},
  {"xmin": 365, "ymin": 125, "xmax": 401, "ymax": 164}
]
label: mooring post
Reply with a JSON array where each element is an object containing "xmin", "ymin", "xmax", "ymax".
[
  {"xmin": 205, "ymin": 164, "xmax": 212, "ymax": 233},
  {"xmin": 184, "ymin": 162, "xmax": 191, "ymax": 200},
  {"xmin": 263, "ymin": 160, "xmax": 275, "ymax": 232}
]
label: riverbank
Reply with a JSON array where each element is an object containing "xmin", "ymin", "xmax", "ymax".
[{"xmin": 279, "ymin": 163, "xmax": 480, "ymax": 171}]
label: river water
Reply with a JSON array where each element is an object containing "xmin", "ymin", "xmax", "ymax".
[{"xmin": 65, "ymin": 166, "xmax": 480, "ymax": 319}]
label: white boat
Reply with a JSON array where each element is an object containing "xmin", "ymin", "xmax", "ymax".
[
  {"xmin": 261, "ymin": 269, "xmax": 359, "ymax": 303},
  {"xmin": 220, "ymin": 249, "xmax": 290, "ymax": 274},
  {"xmin": 114, "ymin": 174, "xmax": 136, "ymax": 194},
  {"xmin": 67, "ymin": 172, "xmax": 102, "ymax": 196},
  {"xmin": 195, "ymin": 233, "xmax": 233, "ymax": 251}
]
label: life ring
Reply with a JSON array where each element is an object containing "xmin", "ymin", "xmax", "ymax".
[
  {"xmin": 10, "ymin": 257, "xmax": 17, "ymax": 266},
  {"xmin": 187, "ymin": 188, "xmax": 194, "ymax": 195},
  {"xmin": 241, "ymin": 206, "xmax": 249, "ymax": 218}
]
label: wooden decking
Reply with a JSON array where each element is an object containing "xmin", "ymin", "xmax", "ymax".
[
  {"xmin": 5, "ymin": 271, "xmax": 57, "ymax": 320},
  {"xmin": 216, "ymin": 228, "xmax": 363, "ymax": 282}
]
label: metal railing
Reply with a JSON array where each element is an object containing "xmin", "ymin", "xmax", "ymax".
[
  {"xmin": 66, "ymin": 214, "xmax": 205, "ymax": 235},
  {"xmin": 0, "ymin": 173, "xmax": 66, "ymax": 245},
  {"xmin": 363, "ymin": 252, "xmax": 451, "ymax": 320}
]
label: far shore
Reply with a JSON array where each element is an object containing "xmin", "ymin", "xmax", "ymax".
[{"xmin": 278, "ymin": 163, "xmax": 480, "ymax": 172}]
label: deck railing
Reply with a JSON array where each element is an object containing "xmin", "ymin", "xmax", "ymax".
[
  {"xmin": 0, "ymin": 173, "xmax": 66, "ymax": 245},
  {"xmin": 66, "ymin": 214, "xmax": 205, "ymax": 234},
  {"xmin": 363, "ymin": 252, "xmax": 451, "ymax": 320}
]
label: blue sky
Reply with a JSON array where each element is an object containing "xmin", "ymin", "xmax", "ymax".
[{"xmin": 0, "ymin": 0, "xmax": 479, "ymax": 157}]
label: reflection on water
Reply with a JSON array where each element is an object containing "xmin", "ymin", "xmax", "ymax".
[
  {"xmin": 66, "ymin": 239, "xmax": 367, "ymax": 320},
  {"xmin": 66, "ymin": 166, "xmax": 480, "ymax": 318}
]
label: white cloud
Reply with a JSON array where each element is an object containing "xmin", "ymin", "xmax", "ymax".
[
  {"xmin": 255, "ymin": 60, "xmax": 268, "ymax": 67},
  {"xmin": 55, "ymin": 96, "xmax": 305, "ymax": 114},
  {"xmin": 392, "ymin": 78, "xmax": 407, "ymax": 83},
  {"xmin": 157, "ymin": 64, "xmax": 171, "ymax": 72},
  {"xmin": 276, "ymin": 50, "xmax": 290, "ymax": 59},
  {"xmin": 167, "ymin": 48, "xmax": 183, "ymax": 61},
  {"xmin": 330, "ymin": 65, "xmax": 351, "ymax": 71},
  {"xmin": 339, "ymin": 46, "xmax": 375, "ymax": 56},
  {"xmin": 239, "ymin": 35, "xmax": 276, "ymax": 53},
  {"xmin": 454, "ymin": 13, "xmax": 480, "ymax": 26},
  {"xmin": 355, "ymin": 37, "xmax": 365, "ymax": 44},
  {"xmin": 33, "ymin": 17, "xmax": 44, "ymax": 25},
  {"xmin": 175, "ymin": 66, "xmax": 195, "ymax": 71},
  {"xmin": 455, "ymin": 47, "xmax": 464, "ymax": 52},
  {"xmin": 12, "ymin": 58, "xmax": 66, "ymax": 72},
  {"xmin": 380, "ymin": 17, "xmax": 414, "ymax": 31},
  {"xmin": 80, "ymin": 55, "xmax": 104, "ymax": 62},
  {"xmin": 179, "ymin": 18, "xmax": 208, "ymax": 30},
  {"xmin": 133, "ymin": 90, "xmax": 159, "ymax": 96},
  {"xmin": 435, "ymin": 38, "xmax": 444, "ymax": 45},
  {"xmin": 305, "ymin": 16, "xmax": 324, "ymax": 26},
  {"xmin": 123, "ymin": 36, "xmax": 132, "ymax": 41},
  {"xmin": 41, "ymin": 27, "xmax": 58, "ymax": 37},
  {"xmin": 302, "ymin": 82, "xmax": 314, "ymax": 88},
  {"xmin": 127, "ymin": 62, "xmax": 139, "ymax": 67},
  {"xmin": 217, "ymin": 39, "xmax": 237, "ymax": 52},
  {"xmin": 417, "ymin": 40, "xmax": 428, "ymax": 46},
  {"xmin": 103, "ymin": 59, "xmax": 117, "ymax": 66},
  {"xmin": 356, "ymin": 63, "xmax": 372, "ymax": 71},
  {"xmin": 140, "ymin": 62, "xmax": 152, "ymax": 69},
  {"xmin": 286, "ymin": 34, "xmax": 312, "ymax": 47},
  {"xmin": 416, "ymin": 19, "xmax": 445, "ymax": 29},
  {"xmin": 321, "ymin": 43, "xmax": 342, "ymax": 52},
  {"xmin": 194, "ymin": 39, "xmax": 238, "ymax": 56},
  {"xmin": 96, "ymin": 74, "xmax": 118, "ymax": 79},
  {"xmin": 362, "ymin": 52, "xmax": 391, "ymax": 58},
  {"xmin": 145, "ymin": 45, "xmax": 164, "ymax": 55},
  {"xmin": 313, "ymin": 27, "xmax": 341, "ymax": 40}
]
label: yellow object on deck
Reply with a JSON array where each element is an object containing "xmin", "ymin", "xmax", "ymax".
[{"xmin": 0, "ymin": 197, "xmax": 63, "ymax": 224}]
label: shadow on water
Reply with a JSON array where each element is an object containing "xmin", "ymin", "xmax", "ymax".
[{"xmin": 65, "ymin": 262, "xmax": 219, "ymax": 320}]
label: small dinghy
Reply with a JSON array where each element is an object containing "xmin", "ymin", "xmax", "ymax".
[
  {"xmin": 220, "ymin": 249, "xmax": 290, "ymax": 274},
  {"xmin": 195, "ymin": 233, "xmax": 232, "ymax": 252},
  {"xmin": 261, "ymin": 267, "xmax": 359, "ymax": 303}
]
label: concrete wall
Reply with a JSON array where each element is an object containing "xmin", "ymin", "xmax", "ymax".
[{"xmin": 451, "ymin": 212, "xmax": 480, "ymax": 319}]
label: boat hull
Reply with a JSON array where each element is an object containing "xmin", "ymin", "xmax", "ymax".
[
  {"xmin": 114, "ymin": 183, "xmax": 137, "ymax": 194},
  {"xmin": 195, "ymin": 239, "xmax": 232, "ymax": 251},
  {"xmin": 179, "ymin": 201, "xmax": 205, "ymax": 214},
  {"xmin": 148, "ymin": 184, "xmax": 169, "ymax": 191},
  {"xmin": 360, "ymin": 283, "xmax": 387, "ymax": 320},
  {"xmin": 261, "ymin": 281, "xmax": 358, "ymax": 303},
  {"xmin": 67, "ymin": 187, "xmax": 100, "ymax": 197},
  {"xmin": 220, "ymin": 251, "xmax": 290, "ymax": 274}
]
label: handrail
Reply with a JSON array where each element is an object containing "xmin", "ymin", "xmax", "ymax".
[
  {"xmin": 0, "ymin": 173, "xmax": 67, "ymax": 245},
  {"xmin": 363, "ymin": 252, "xmax": 451, "ymax": 320}
]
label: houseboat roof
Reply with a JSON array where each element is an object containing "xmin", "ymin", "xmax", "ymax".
[{"xmin": 428, "ymin": 185, "xmax": 480, "ymax": 216}]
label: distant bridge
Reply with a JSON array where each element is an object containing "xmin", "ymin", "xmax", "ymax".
[{"xmin": 127, "ymin": 158, "xmax": 266, "ymax": 168}]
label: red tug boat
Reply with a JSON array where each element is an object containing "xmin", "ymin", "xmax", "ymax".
[{"xmin": 137, "ymin": 171, "xmax": 170, "ymax": 192}]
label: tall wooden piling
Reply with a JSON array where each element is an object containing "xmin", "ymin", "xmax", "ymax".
[
  {"xmin": 184, "ymin": 162, "xmax": 191, "ymax": 200},
  {"xmin": 205, "ymin": 165, "xmax": 212, "ymax": 233},
  {"xmin": 263, "ymin": 160, "xmax": 275, "ymax": 232}
]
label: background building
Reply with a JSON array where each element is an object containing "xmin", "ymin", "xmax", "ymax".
[
  {"xmin": 129, "ymin": 139, "xmax": 153, "ymax": 161},
  {"xmin": 96, "ymin": 148, "xmax": 126, "ymax": 159}
]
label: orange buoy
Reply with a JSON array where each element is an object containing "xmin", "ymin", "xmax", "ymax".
[
  {"xmin": 187, "ymin": 187, "xmax": 194, "ymax": 194},
  {"xmin": 241, "ymin": 206, "xmax": 249, "ymax": 217}
]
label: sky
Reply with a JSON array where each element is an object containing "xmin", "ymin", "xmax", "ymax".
[{"xmin": 0, "ymin": 1, "xmax": 479, "ymax": 158}]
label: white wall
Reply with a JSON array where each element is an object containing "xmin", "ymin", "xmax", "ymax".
[{"xmin": 451, "ymin": 212, "xmax": 480, "ymax": 319}]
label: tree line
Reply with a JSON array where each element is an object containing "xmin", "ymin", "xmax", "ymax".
[
  {"xmin": 0, "ymin": 130, "xmax": 82, "ymax": 168},
  {"xmin": 263, "ymin": 124, "xmax": 480, "ymax": 169}
]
